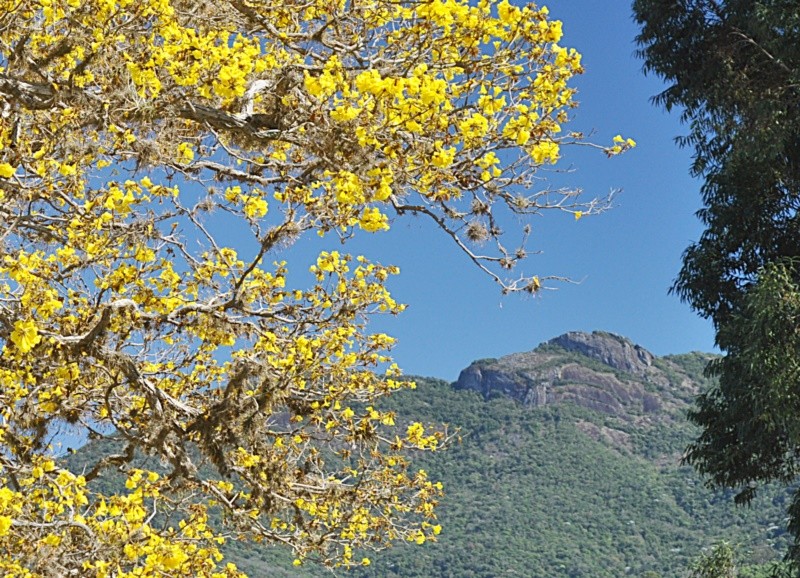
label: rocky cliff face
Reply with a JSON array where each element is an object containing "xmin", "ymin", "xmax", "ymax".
[
  {"xmin": 454, "ymin": 331, "xmax": 700, "ymax": 422},
  {"xmin": 548, "ymin": 331, "xmax": 655, "ymax": 375}
]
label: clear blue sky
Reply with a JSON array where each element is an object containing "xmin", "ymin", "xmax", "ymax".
[
  {"xmin": 232, "ymin": 1, "xmax": 716, "ymax": 383},
  {"xmin": 328, "ymin": 0, "xmax": 717, "ymax": 381}
]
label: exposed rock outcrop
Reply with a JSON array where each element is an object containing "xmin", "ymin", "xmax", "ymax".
[
  {"xmin": 453, "ymin": 331, "xmax": 698, "ymax": 422},
  {"xmin": 548, "ymin": 331, "xmax": 655, "ymax": 375},
  {"xmin": 575, "ymin": 420, "xmax": 632, "ymax": 453}
]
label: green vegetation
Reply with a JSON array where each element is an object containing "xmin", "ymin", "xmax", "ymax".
[
  {"xmin": 65, "ymin": 346, "xmax": 792, "ymax": 577},
  {"xmin": 348, "ymin": 377, "xmax": 787, "ymax": 578},
  {"xmin": 688, "ymin": 542, "xmax": 790, "ymax": 578},
  {"xmin": 634, "ymin": 2, "xmax": 800, "ymax": 571}
]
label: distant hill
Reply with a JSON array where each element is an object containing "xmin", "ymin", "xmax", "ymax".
[{"xmin": 64, "ymin": 331, "xmax": 790, "ymax": 577}]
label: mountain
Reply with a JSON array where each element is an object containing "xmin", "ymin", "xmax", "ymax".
[
  {"xmin": 64, "ymin": 331, "xmax": 790, "ymax": 577},
  {"xmin": 455, "ymin": 330, "xmax": 684, "ymax": 418}
]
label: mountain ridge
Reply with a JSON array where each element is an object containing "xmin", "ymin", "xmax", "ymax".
[
  {"xmin": 453, "ymin": 331, "xmax": 705, "ymax": 428},
  {"xmin": 64, "ymin": 330, "xmax": 786, "ymax": 578},
  {"xmin": 333, "ymin": 331, "xmax": 784, "ymax": 577}
]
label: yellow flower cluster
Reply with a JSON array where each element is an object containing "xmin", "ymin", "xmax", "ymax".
[
  {"xmin": 0, "ymin": 463, "xmax": 245, "ymax": 577},
  {"xmin": 0, "ymin": 0, "xmax": 631, "ymax": 573}
]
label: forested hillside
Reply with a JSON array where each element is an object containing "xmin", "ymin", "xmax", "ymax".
[{"xmin": 65, "ymin": 333, "xmax": 790, "ymax": 577}]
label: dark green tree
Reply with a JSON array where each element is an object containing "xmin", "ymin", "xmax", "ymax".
[
  {"xmin": 691, "ymin": 542, "xmax": 737, "ymax": 578},
  {"xmin": 633, "ymin": 0, "xmax": 800, "ymax": 570},
  {"xmin": 688, "ymin": 541, "xmax": 789, "ymax": 578}
]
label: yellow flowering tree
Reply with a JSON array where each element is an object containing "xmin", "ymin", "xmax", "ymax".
[{"xmin": 0, "ymin": 0, "xmax": 632, "ymax": 575}]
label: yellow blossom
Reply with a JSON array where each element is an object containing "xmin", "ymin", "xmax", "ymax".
[
  {"xmin": 359, "ymin": 207, "xmax": 389, "ymax": 232},
  {"xmin": 10, "ymin": 319, "xmax": 41, "ymax": 353},
  {"xmin": 0, "ymin": 516, "xmax": 11, "ymax": 536},
  {"xmin": 0, "ymin": 163, "xmax": 16, "ymax": 178}
]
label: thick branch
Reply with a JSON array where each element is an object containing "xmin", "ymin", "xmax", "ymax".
[
  {"xmin": 0, "ymin": 73, "xmax": 286, "ymax": 138},
  {"xmin": 0, "ymin": 75, "xmax": 59, "ymax": 109}
]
